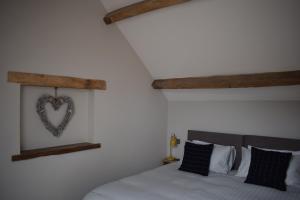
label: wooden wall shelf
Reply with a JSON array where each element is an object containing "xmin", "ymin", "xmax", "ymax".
[
  {"xmin": 152, "ymin": 70, "xmax": 300, "ymax": 89},
  {"xmin": 12, "ymin": 143, "xmax": 101, "ymax": 161},
  {"xmin": 8, "ymin": 71, "xmax": 106, "ymax": 90},
  {"xmin": 103, "ymin": 0, "xmax": 190, "ymax": 25}
]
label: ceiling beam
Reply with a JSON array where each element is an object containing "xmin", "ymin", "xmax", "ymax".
[
  {"xmin": 152, "ymin": 70, "xmax": 300, "ymax": 89},
  {"xmin": 8, "ymin": 71, "xmax": 106, "ymax": 90},
  {"xmin": 103, "ymin": 0, "xmax": 191, "ymax": 25}
]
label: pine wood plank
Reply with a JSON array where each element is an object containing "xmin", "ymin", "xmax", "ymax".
[
  {"xmin": 7, "ymin": 71, "xmax": 106, "ymax": 90},
  {"xmin": 12, "ymin": 143, "xmax": 101, "ymax": 161},
  {"xmin": 103, "ymin": 0, "xmax": 191, "ymax": 25},
  {"xmin": 152, "ymin": 70, "xmax": 300, "ymax": 89}
]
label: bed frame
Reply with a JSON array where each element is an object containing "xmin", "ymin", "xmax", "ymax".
[{"xmin": 188, "ymin": 130, "xmax": 300, "ymax": 170}]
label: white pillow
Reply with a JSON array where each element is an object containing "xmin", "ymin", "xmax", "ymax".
[
  {"xmin": 236, "ymin": 146, "xmax": 300, "ymax": 187},
  {"xmin": 287, "ymin": 155, "xmax": 300, "ymax": 187},
  {"xmin": 192, "ymin": 140, "xmax": 235, "ymax": 174},
  {"xmin": 236, "ymin": 147, "xmax": 251, "ymax": 177}
]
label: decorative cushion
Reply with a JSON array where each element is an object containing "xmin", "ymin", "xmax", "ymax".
[
  {"xmin": 179, "ymin": 142, "xmax": 214, "ymax": 176},
  {"xmin": 249, "ymin": 147, "xmax": 300, "ymax": 187},
  {"xmin": 237, "ymin": 146, "xmax": 300, "ymax": 188},
  {"xmin": 245, "ymin": 147, "xmax": 292, "ymax": 191}
]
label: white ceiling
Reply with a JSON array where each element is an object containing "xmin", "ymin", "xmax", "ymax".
[{"xmin": 100, "ymin": 0, "xmax": 300, "ymax": 101}]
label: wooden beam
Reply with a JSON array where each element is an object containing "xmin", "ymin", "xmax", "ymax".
[
  {"xmin": 8, "ymin": 71, "xmax": 106, "ymax": 90},
  {"xmin": 12, "ymin": 143, "xmax": 101, "ymax": 161},
  {"xmin": 152, "ymin": 70, "xmax": 300, "ymax": 89},
  {"xmin": 103, "ymin": 0, "xmax": 191, "ymax": 25}
]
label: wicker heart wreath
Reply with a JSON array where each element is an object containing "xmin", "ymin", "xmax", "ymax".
[{"xmin": 36, "ymin": 95, "xmax": 75, "ymax": 137}]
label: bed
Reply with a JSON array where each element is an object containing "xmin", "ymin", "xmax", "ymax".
[{"xmin": 83, "ymin": 130, "xmax": 300, "ymax": 200}]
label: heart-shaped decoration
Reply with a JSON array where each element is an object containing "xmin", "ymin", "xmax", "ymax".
[{"xmin": 36, "ymin": 94, "xmax": 75, "ymax": 137}]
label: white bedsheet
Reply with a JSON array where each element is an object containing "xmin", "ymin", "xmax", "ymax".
[{"xmin": 83, "ymin": 163, "xmax": 300, "ymax": 200}]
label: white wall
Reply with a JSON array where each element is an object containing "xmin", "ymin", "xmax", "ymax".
[
  {"xmin": 168, "ymin": 101, "xmax": 300, "ymax": 159},
  {"xmin": 0, "ymin": 0, "xmax": 167, "ymax": 200},
  {"xmin": 101, "ymin": 0, "xmax": 300, "ymax": 101},
  {"xmin": 102, "ymin": 0, "xmax": 300, "ymax": 78}
]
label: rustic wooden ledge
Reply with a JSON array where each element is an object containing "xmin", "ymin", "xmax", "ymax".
[
  {"xmin": 8, "ymin": 71, "xmax": 106, "ymax": 90},
  {"xmin": 12, "ymin": 143, "xmax": 101, "ymax": 161},
  {"xmin": 104, "ymin": 0, "xmax": 191, "ymax": 25},
  {"xmin": 152, "ymin": 70, "xmax": 300, "ymax": 89}
]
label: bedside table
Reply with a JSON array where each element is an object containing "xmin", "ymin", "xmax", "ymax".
[{"xmin": 162, "ymin": 158, "xmax": 180, "ymax": 165}]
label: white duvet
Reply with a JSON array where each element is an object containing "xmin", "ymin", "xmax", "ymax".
[{"xmin": 83, "ymin": 163, "xmax": 300, "ymax": 200}]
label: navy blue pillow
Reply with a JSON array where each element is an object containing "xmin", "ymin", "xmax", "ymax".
[
  {"xmin": 179, "ymin": 142, "xmax": 213, "ymax": 176},
  {"xmin": 245, "ymin": 147, "xmax": 292, "ymax": 191}
]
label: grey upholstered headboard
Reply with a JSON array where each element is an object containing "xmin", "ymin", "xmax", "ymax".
[
  {"xmin": 188, "ymin": 130, "xmax": 300, "ymax": 170},
  {"xmin": 244, "ymin": 135, "xmax": 300, "ymax": 151}
]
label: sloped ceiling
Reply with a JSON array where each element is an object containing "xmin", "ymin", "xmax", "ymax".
[{"xmin": 100, "ymin": 0, "xmax": 300, "ymax": 101}]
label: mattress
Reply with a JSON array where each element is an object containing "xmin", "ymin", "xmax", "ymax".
[{"xmin": 83, "ymin": 163, "xmax": 300, "ymax": 200}]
